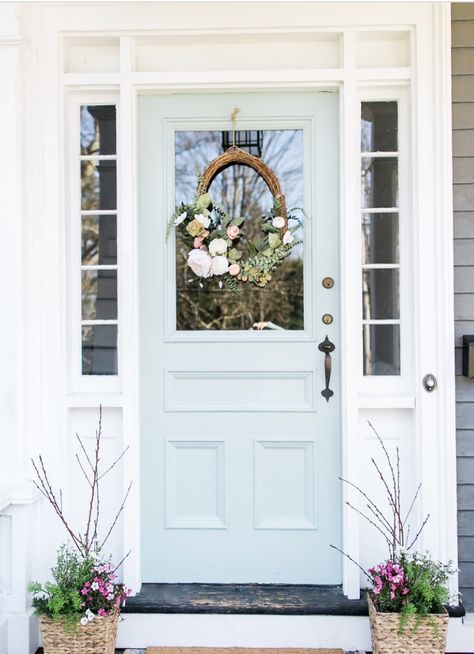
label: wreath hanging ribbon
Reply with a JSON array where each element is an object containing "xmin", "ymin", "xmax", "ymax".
[{"xmin": 169, "ymin": 144, "xmax": 302, "ymax": 291}]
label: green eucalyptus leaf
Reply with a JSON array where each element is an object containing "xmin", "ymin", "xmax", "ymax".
[
  {"xmin": 196, "ymin": 193, "xmax": 212, "ymax": 210},
  {"xmin": 268, "ymin": 233, "xmax": 281, "ymax": 249},
  {"xmin": 262, "ymin": 248, "xmax": 273, "ymax": 258},
  {"xmin": 231, "ymin": 217, "xmax": 245, "ymax": 227},
  {"xmin": 228, "ymin": 248, "xmax": 242, "ymax": 261},
  {"xmin": 248, "ymin": 241, "xmax": 258, "ymax": 257}
]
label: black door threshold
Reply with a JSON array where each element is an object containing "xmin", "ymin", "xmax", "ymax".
[{"xmin": 123, "ymin": 583, "xmax": 464, "ymax": 617}]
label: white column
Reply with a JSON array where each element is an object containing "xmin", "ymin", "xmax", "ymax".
[{"xmin": 0, "ymin": 3, "xmax": 24, "ymax": 489}]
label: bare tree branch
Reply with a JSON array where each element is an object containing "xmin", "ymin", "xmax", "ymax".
[
  {"xmin": 101, "ymin": 481, "xmax": 133, "ymax": 550},
  {"xmin": 31, "ymin": 405, "xmax": 131, "ymax": 559}
]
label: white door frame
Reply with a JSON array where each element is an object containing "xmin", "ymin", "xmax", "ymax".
[{"xmin": 20, "ymin": 2, "xmax": 456, "ymax": 600}]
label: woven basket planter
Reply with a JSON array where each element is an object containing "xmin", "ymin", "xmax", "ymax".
[
  {"xmin": 368, "ymin": 594, "xmax": 448, "ymax": 654},
  {"xmin": 39, "ymin": 611, "xmax": 118, "ymax": 654}
]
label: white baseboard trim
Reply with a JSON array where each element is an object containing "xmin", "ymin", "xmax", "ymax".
[
  {"xmin": 0, "ymin": 609, "xmax": 39, "ymax": 654},
  {"xmin": 117, "ymin": 613, "xmax": 474, "ymax": 653},
  {"xmin": 117, "ymin": 614, "xmax": 371, "ymax": 651}
]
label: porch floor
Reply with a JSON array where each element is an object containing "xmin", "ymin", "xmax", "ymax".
[{"xmin": 123, "ymin": 584, "xmax": 465, "ymax": 617}]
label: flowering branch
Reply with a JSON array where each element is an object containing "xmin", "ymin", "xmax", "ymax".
[
  {"xmin": 334, "ymin": 421, "xmax": 430, "ymax": 565},
  {"xmin": 31, "ymin": 405, "xmax": 131, "ymax": 558}
]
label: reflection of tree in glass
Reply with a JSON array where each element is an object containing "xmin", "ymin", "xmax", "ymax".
[{"xmin": 174, "ymin": 130, "xmax": 304, "ymax": 330}]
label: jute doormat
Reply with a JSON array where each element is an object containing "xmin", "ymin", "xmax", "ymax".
[{"xmin": 147, "ymin": 649, "xmax": 343, "ymax": 654}]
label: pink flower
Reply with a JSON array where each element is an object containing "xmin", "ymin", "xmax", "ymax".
[
  {"xmin": 227, "ymin": 225, "xmax": 240, "ymax": 240},
  {"xmin": 194, "ymin": 236, "xmax": 205, "ymax": 248},
  {"xmin": 228, "ymin": 263, "xmax": 240, "ymax": 276}
]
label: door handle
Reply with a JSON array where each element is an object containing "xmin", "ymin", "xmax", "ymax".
[{"xmin": 318, "ymin": 335, "xmax": 335, "ymax": 402}]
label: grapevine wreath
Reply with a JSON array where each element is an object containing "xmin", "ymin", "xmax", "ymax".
[{"xmin": 170, "ymin": 145, "xmax": 302, "ymax": 291}]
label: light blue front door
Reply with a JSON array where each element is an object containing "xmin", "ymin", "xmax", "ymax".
[{"xmin": 139, "ymin": 92, "xmax": 341, "ymax": 583}]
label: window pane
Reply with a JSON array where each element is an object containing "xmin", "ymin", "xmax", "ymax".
[
  {"xmin": 82, "ymin": 325, "xmax": 118, "ymax": 375},
  {"xmin": 175, "ymin": 129, "xmax": 304, "ymax": 331},
  {"xmin": 361, "ymin": 102, "xmax": 398, "ymax": 152},
  {"xmin": 362, "ymin": 213, "xmax": 399, "ymax": 264},
  {"xmin": 361, "ymin": 157, "xmax": 398, "ymax": 208},
  {"xmin": 81, "ymin": 160, "xmax": 117, "ymax": 211},
  {"xmin": 81, "ymin": 215, "xmax": 117, "ymax": 266},
  {"xmin": 82, "ymin": 270, "xmax": 118, "ymax": 320},
  {"xmin": 363, "ymin": 324, "xmax": 400, "ymax": 375},
  {"xmin": 80, "ymin": 105, "xmax": 116, "ymax": 156},
  {"xmin": 362, "ymin": 269, "xmax": 400, "ymax": 320}
]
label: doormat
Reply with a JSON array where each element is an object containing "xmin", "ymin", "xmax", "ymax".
[{"xmin": 147, "ymin": 649, "xmax": 343, "ymax": 654}]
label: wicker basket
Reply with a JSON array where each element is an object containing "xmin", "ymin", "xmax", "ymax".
[
  {"xmin": 39, "ymin": 611, "xmax": 118, "ymax": 654},
  {"xmin": 368, "ymin": 594, "xmax": 448, "ymax": 654}
]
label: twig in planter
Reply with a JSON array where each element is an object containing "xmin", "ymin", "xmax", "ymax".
[
  {"xmin": 334, "ymin": 421, "xmax": 430, "ymax": 572},
  {"xmin": 75, "ymin": 430, "xmax": 94, "ymax": 473},
  {"xmin": 407, "ymin": 514, "xmax": 430, "ymax": 550},
  {"xmin": 83, "ymin": 413, "xmax": 102, "ymax": 554},
  {"xmin": 403, "ymin": 483, "xmax": 422, "ymax": 527},
  {"xmin": 75, "ymin": 452, "xmax": 92, "ymax": 488},
  {"xmin": 31, "ymin": 405, "xmax": 131, "ymax": 558},
  {"xmin": 31, "ymin": 458, "xmax": 84, "ymax": 554},
  {"xmin": 346, "ymin": 500, "xmax": 393, "ymax": 552},
  {"xmin": 99, "ymin": 445, "xmax": 130, "ymax": 481},
  {"xmin": 329, "ymin": 544, "xmax": 372, "ymax": 583},
  {"xmin": 101, "ymin": 481, "xmax": 133, "ymax": 549},
  {"xmin": 112, "ymin": 549, "xmax": 132, "ymax": 574}
]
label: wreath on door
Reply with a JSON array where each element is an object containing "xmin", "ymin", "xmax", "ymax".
[{"xmin": 169, "ymin": 144, "xmax": 302, "ymax": 291}]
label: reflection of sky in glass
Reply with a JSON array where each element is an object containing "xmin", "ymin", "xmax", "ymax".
[
  {"xmin": 361, "ymin": 119, "xmax": 373, "ymax": 152},
  {"xmin": 175, "ymin": 130, "xmax": 303, "ymax": 208},
  {"xmin": 81, "ymin": 107, "xmax": 96, "ymax": 151}
]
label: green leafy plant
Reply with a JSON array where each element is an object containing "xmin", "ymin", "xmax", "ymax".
[
  {"xmin": 29, "ymin": 546, "xmax": 96, "ymax": 631},
  {"xmin": 368, "ymin": 551, "xmax": 455, "ymax": 633}
]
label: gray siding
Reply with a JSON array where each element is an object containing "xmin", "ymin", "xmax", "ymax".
[{"xmin": 453, "ymin": 3, "xmax": 474, "ymax": 611}]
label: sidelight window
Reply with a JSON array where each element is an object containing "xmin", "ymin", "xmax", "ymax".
[
  {"xmin": 80, "ymin": 105, "xmax": 118, "ymax": 375},
  {"xmin": 361, "ymin": 102, "xmax": 400, "ymax": 376}
]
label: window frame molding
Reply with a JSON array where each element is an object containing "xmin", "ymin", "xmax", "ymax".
[
  {"xmin": 65, "ymin": 90, "xmax": 121, "ymax": 394},
  {"xmin": 356, "ymin": 86, "xmax": 413, "ymax": 398}
]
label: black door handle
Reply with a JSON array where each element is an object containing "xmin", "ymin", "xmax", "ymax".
[{"xmin": 318, "ymin": 335, "xmax": 335, "ymax": 402}]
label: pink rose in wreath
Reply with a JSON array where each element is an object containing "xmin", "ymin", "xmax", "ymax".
[
  {"xmin": 194, "ymin": 236, "xmax": 205, "ymax": 249},
  {"xmin": 228, "ymin": 263, "xmax": 240, "ymax": 276},
  {"xmin": 227, "ymin": 225, "xmax": 240, "ymax": 240}
]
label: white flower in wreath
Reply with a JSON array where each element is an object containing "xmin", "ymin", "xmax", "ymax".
[
  {"xmin": 187, "ymin": 248, "xmax": 212, "ymax": 278},
  {"xmin": 210, "ymin": 255, "xmax": 229, "ymax": 276},
  {"xmin": 195, "ymin": 213, "xmax": 210, "ymax": 228},
  {"xmin": 86, "ymin": 609, "xmax": 95, "ymax": 621},
  {"xmin": 209, "ymin": 238, "xmax": 228, "ymax": 256},
  {"xmin": 272, "ymin": 216, "xmax": 285, "ymax": 229},
  {"xmin": 283, "ymin": 230, "xmax": 294, "ymax": 245},
  {"xmin": 174, "ymin": 211, "xmax": 187, "ymax": 226},
  {"xmin": 80, "ymin": 616, "xmax": 88, "ymax": 626}
]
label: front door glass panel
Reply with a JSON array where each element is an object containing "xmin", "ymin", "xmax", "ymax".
[{"xmin": 174, "ymin": 129, "xmax": 304, "ymax": 331}]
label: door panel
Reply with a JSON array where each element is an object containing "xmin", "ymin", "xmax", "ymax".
[{"xmin": 139, "ymin": 92, "xmax": 341, "ymax": 583}]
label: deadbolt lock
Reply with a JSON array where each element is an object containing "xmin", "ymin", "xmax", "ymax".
[
  {"xmin": 322, "ymin": 277, "xmax": 334, "ymax": 289},
  {"xmin": 322, "ymin": 313, "xmax": 334, "ymax": 325}
]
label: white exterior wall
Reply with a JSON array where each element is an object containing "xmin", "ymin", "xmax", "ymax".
[{"xmin": 1, "ymin": 1, "xmax": 468, "ymax": 651}]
